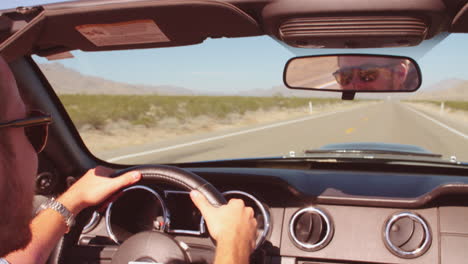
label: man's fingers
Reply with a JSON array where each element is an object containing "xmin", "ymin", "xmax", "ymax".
[
  {"xmin": 246, "ymin": 207, "xmax": 254, "ymax": 218},
  {"xmin": 94, "ymin": 166, "xmax": 115, "ymax": 176},
  {"xmin": 111, "ymin": 171, "xmax": 141, "ymax": 189},
  {"xmin": 190, "ymin": 190, "xmax": 213, "ymax": 216}
]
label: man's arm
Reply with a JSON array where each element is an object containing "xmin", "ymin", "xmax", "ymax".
[
  {"xmin": 190, "ymin": 190, "xmax": 257, "ymax": 264},
  {"xmin": 6, "ymin": 169, "xmax": 255, "ymax": 264},
  {"xmin": 5, "ymin": 204, "xmax": 69, "ymax": 264},
  {"xmin": 5, "ymin": 167, "xmax": 141, "ymax": 264}
]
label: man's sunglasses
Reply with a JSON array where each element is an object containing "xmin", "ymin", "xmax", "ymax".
[
  {"xmin": 0, "ymin": 110, "xmax": 52, "ymax": 153},
  {"xmin": 333, "ymin": 64, "xmax": 396, "ymax": 86}
]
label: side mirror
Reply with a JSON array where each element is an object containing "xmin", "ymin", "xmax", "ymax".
[{"xmin": 283, "ymin": 54, "xmax": 422, "ymax": 99}]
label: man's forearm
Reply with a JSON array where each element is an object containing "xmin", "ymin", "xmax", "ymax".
[
  {"xmin": 5, "ymin": 209, "xmax": 68, "ymax": 264},
  {"xmin": 214, "ymin": 238, "xmax": 250, "ymax": 264},
  {"xmin": 4, "ymin": 168, "xmax": 140, "ymax": 264}
]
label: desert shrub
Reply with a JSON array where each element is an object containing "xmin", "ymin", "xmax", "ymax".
[
  {"xmin": 406, "ymin": 100, "xmax": 468, "ymax": 111},
  {"xmin": 58, "ymin": 94, "xmax": 344, "ymax": 129}
]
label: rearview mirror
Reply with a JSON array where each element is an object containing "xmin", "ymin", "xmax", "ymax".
[{"xmin": 284, "ymin": 54, "xmax": 421, "ymax": 93}]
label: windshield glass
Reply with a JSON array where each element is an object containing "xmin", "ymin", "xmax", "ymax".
[{"xmin": 33, "ymin": 34, "xmax": 468, "ymax": 164}]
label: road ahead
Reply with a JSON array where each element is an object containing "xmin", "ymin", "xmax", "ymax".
[{"xmin": 106, "ymin": 101, "xmax": 468, "ymax": 164}]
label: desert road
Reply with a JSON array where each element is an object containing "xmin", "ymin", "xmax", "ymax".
[{"xmin": 105, "ymin": 101, "xmax": 468, "ymax": 164}]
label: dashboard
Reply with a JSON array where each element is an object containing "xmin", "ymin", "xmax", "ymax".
[{"xmin": 68, "ymin": 166, "xmax": 468, "ymax": 264}]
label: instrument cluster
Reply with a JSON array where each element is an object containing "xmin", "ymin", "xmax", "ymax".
[{"xmin": 90, "ymin": 185, "xmax": 271, "ymax": 248}]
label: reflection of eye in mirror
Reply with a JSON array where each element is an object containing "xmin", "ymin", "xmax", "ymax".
[{"xmin": 284, "ymin": 54, "xmax": 421, "ymax": 92}]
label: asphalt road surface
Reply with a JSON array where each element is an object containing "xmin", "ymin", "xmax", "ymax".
[{"xmin": 106, "ymin": 101, "xmax": 468, "ymax": 164}]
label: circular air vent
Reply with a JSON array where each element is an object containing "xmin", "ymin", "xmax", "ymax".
[
  {"xmin": 383, "ymin": 212, "xmax": 431, "ymax": 258},
  {"xmin": 289, "ymin": 207, "xmax": 333, "ymax": 251}
]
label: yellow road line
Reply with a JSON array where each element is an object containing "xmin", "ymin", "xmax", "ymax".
[{"xmin": 345, "ymin": 127, "xmax": 355, "ymax": 134}]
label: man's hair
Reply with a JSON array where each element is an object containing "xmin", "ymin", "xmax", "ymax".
[
  {"xmin": 0, "ymin": 79, "xmax": 15, "ymax": 154},
  {"xmin": 0, "ymin": 131, "xmax": 33, "ymax": 257},
  {"xmin": 0, "ymin": 132, "xmax": 14, "ymax": 157},
  {"xmin": 403, "ymin": 60, "xmax": 419, "ymax": 89},
  {"xmin": 0, "ymin": 81, "xmax": 14, "ymax": 156},
  {"xmin": 337, "ymin": 56, "xmax": 410, "ymax": 68}
]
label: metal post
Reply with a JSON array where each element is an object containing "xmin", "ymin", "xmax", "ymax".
[
  {"xmin": 440, "ymin": 102, "xmax": 445, "ymax": 115},
  {"xmin": 309, "ymin": 101, "xmax": 313, "ymax": 114}
]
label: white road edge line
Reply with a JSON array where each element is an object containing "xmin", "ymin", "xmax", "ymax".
[
  {"xmin": 318, "ymin": 81, "xmax": 337, "ymax": 89},
  {"xmin": 107, "ymin": 105, "xmax": 365, "ymax": 162},
  {"xmin": 405, "ymin": 105, "xmax": 468, "ymax": 140}
]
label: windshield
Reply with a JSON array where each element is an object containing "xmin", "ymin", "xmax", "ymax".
[{"xmin": 32, "ymin": 34, "xmax": 468, "ymax": 164}]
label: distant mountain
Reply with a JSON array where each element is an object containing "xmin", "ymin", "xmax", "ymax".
[
  {"xmin": 38, "ymin": 62, "xmax": 341, "ymax": 98},
  {"xmin": 40, "ymin": 62, "xmax": 455, "ymax": 100},
  {"xmin": 38, "ymin": 63, "xmax": 194, "ymax": 95},
  {"xmin": 411, "ymin": 79, "xmax": 468, "ymax": 101}
]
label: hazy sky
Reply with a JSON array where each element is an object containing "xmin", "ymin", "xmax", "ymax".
[
  {"xmin": 33, "ymin": 34, "xmax": 468, "ymax": 93},
  {"xmin": 8, "ymin": 0, "xmax": 468, "ymax": 93}
]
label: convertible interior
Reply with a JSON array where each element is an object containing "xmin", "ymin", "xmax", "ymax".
[{"xmin": 1, "ymin": 0, "xmax": 468, "ymax": 263}]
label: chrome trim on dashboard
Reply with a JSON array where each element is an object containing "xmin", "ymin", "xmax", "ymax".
[
  {"xmin": 82, "ymin": 211, "xmax": 100, "ymax": 234},
  {"xmin": 289, "ymin": 207, "xmax": 334, "ymax": 251},
  {"xmin": 383, "ymin": 212, "xmax": 432, "ymax": 258},
  {"xmin": 167, "ymin": 229, "xmax": 205, "ymax": 235},
  {"xmin": 222, "ymin": 190, "xmax": 271, "ymax": 248},
  {"xmin": 105, "ymin": 185, "xmax": 168, "ymax": 244}
]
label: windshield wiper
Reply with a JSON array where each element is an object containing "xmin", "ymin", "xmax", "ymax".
[{"xmin": 304, "ymin": 149, "xmax": 442, "ymax": 158}]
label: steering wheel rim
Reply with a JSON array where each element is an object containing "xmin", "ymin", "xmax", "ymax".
[{"xmin": 112, "ymin": 164, "xmax": 227, "ymax": 207}]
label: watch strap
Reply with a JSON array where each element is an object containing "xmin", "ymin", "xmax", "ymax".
[
  {"xmin": 37, "ymin": 198, "xmax": 75, "ymax": 233},
  {"xmin": 0, "ymin": 258, "xmax": 11, "ymax": 264}
]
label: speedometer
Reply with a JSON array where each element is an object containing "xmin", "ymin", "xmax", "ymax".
[{"xmin": 105, "ymin": 185, "xmax": 168, "ymax": 244}]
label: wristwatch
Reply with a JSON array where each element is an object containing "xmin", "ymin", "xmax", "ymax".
[
  {"xmin": 0, "ymin": 258, "xmax": 11, "ymax": 264},
  {"xmin": 37, "ymin": 198, "xmax": 75, "ymax": 233}
]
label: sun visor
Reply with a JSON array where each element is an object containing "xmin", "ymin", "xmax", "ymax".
[{"xmin": 0, "ymin": 0, "xmax": 261, "ymax": 61}]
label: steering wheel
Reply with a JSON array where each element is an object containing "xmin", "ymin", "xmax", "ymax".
[
  {"xmin": 112, "ymin": 165, "xmax": 227, "ymax": 264},
  {"xmin": 58, "ymin": 165, "xmax": 227, "ymax": 264}
]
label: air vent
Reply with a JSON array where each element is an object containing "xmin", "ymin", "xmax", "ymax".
[
  {"xmin": 383, "ymin": 212, "xmax": 431, "ymax": 258},
  {"xmin": 289, "ymin": 207, "xmax": 333, "ymax": 251},
  {"xmin": 279, "ymin": 16, "xmax": 427, "ymax": 48}
]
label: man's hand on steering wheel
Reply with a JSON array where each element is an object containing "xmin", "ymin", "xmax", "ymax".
[
  {"xmin": 57, "ymin": 166, "xmax": 142, "ymax": 215},
  {"xmin": 191, "ymin": 190, "xmax": 258, "ymax": 264}
]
